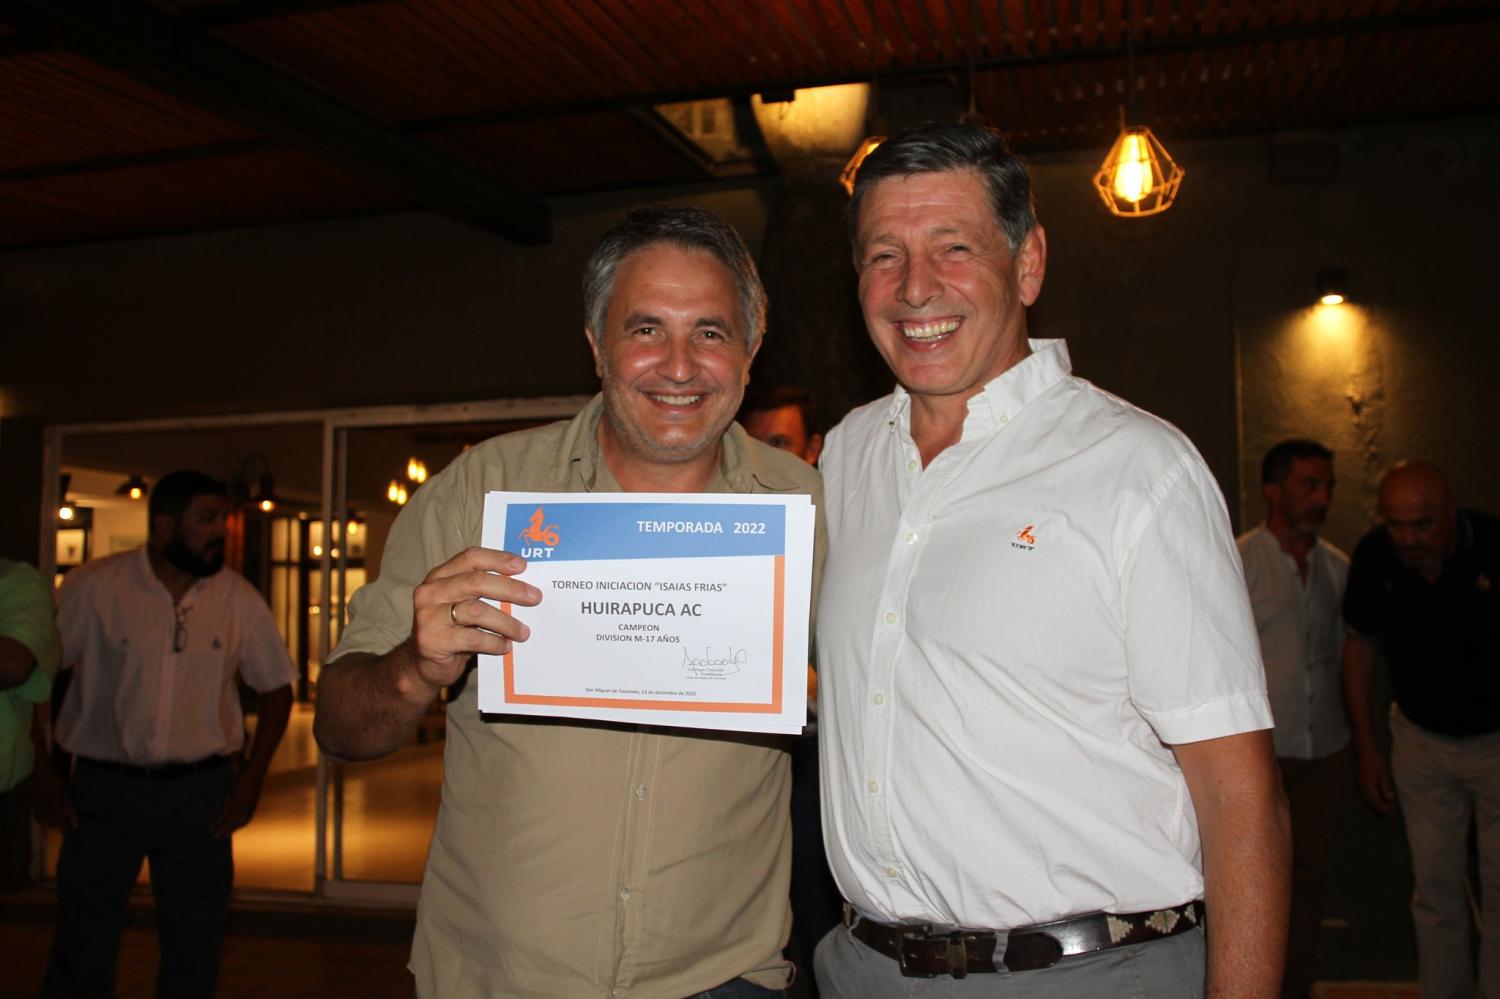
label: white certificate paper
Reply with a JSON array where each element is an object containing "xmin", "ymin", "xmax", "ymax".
[{"xmin": 477, "ymin": 492, "xmax": 815, "ymax": 735}]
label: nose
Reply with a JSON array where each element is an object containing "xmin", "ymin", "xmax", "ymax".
[
  {"xmin": 897, "ymin": 254, "xmax": 941, "ymax": 309},
  {"xmin": 655, "ymin": 332, "xmax": 697, "ymax": 383}
]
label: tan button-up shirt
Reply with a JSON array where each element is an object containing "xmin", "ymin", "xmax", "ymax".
[{"xmin": 332, "ymin": 395, "xmax": 826, "ymax": 999}]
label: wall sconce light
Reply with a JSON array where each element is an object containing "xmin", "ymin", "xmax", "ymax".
[
  {"xmin": 406, "ymin": 457, "xmax": 428, "ymax": 484},
  {"xmin": 387, "ymin": 479, "xmax": 409, "ymax": 506},
  {"xmin": 57, "ymin": 473, "xmax": 75, "ymax": 521},
  {"xmin": 115, "ymin": 473, "xmax": 149, "ymax": 501},
  {"xmin": 232, "ymin": 456, "xmax": 279, "ymax": 513},
  {"xmin": 1316, "ymin": 268, "xmax": 1349, "ymax": 305}
]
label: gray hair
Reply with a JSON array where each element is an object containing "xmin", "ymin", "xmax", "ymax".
[
  {"xmin": 847, "ymin": 122, "xmax": 1038, "ymax": 253},
  {"xmin": 582, "ymin": 204, "xmax": 767, "ymax": 348}
]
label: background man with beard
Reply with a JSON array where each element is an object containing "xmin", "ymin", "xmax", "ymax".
[
  {"xmin": 35, "ymin": 469, "xmax": 295, "ymax": 998},
  {"xmin": 1343, "ymin": 461, "xmax": 1500, "ymax": 999},
  {"xmin": 314, "ymin": 205, "xmax": 824, "ymax": 998},
  {"xmin": 1237, "ymin": 439, "xmax": 1349, "ymax": 998}
]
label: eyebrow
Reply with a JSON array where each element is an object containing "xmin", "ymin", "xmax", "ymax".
[{"xmin": 621, "ymin": 312, "xmax": 735, "ymax": 332}]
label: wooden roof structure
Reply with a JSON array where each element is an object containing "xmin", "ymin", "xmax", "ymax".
[{"xmin": 3, "ymin": 0, "xmax": 1497, "ymax": 250}]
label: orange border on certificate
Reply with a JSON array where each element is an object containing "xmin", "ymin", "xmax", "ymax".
[{"xmin": 501, "ymin": 555, "xmax": 785, "ymax": 713}]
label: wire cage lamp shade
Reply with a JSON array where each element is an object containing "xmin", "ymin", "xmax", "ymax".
[{"xmin": 1093, "ymin": 123, "xmax": 1185, "ymax": 218}]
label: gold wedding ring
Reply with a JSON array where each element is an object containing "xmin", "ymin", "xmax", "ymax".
[{"xmin": 449, "ymin": 601, "xmax": 460, "ymax": 626}]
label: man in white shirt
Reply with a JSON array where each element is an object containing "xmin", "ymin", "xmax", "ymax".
[
  {"xmin": 815, "ymin": 122, "xmax": 1290, "ymax": 997},
  {"xmin": 34, "ymin": 469, "xmax": 296, "ymax": 999},
  {"xmin": 1237, "ymin": 439, "xmax": 1350, "ymax": 999}
]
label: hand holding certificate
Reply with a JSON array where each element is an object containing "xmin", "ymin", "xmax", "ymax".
[{"xmin": 477, "ymin": 492, "xmax": 816, "ymax": 735}]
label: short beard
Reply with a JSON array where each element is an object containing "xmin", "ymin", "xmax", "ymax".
[{"xmin": 165, "ymin": 535, "xmax": 224, "ymax": 578}]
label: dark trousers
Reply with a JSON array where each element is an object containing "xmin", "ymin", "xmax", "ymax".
[
  {"xmin": 790, "ymin": 736, "xmax": 842, "ymax": 991},
  {"xmin": 43, "ymin": 761, "xmax": 234, "ymax": 999},
  {"xmin": 1278, "ymin": 747, "xmax": 1352, "ymax": 999}
]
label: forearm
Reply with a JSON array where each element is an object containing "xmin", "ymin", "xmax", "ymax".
[
  {"xmin": 243, "ymin": 685, "xmax": 293, "ymax": 777},
  {"xmin": 1177, "ymin": 731, "xmax": 1291, "ymax": 996},
  {"xmin": 313, "ymin": 640, "xmax": 443, "ymax": 761},
  {"xmin": 0, "ymin": 636, "xmax": 36, "ymax": 690}
]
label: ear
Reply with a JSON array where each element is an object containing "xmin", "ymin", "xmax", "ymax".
[
  {"xmin": 1262, "ymin": 481, "xmax": 1282, "ymax": 508},
  {"xmin": 584, "ymin": 327, "xmax": 605, "ymax": 379},
  {"xmin": 1016, "ymin": 225, "xmax": 1047, "ymax": 307},
  {"xmin": 805, "ymin": 432, "xmax": 824, "ymax": 467},
  {"xmin": 742, "ymin": 335, "xmax": 762, "ymax": 385}
]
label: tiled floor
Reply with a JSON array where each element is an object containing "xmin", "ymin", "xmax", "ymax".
[
  {"xmin": 0, "ymin": 897, "xmax": 416, "ymax": 998},
  {"xmin": 4, "ymin": 706, "xmax": 1432, "ymax": 997}
]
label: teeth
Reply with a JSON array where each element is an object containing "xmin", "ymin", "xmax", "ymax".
[
  {"xmin": 649, "ymin": 394, "xmax": 702, "ymax": 405},
  {"xmin": 901, "ymin": 318, "xmax": 960, "ymax": 341}
]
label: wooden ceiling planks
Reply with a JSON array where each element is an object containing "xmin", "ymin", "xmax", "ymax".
[{"xmin": 3, "ymin": 0, "xmax": 1499, "ymax": 249}]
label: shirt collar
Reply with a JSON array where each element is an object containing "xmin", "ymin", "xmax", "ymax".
[
  {"xmin": 886, "ymin": 338, "xmax": 1074, "ymax": 438},
  {"xmin": 560, "ymin": 392, "xmax": 802, "ymax": 494}
]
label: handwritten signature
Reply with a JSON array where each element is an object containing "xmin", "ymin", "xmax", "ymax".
[{"xmin": 682, "ymin": 645, "xmax": 747, "ymax": 678}]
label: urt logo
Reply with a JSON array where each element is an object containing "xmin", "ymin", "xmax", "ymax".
[{"xmin": 519, "ymin": 507, "xmax": 560, "ymax": 559}]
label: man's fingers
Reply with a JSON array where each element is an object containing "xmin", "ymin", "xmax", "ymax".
[
  {"xmin": 415, "ymin": 569, "xmax": 542, "ymax": 614},
  {"xmin": 425, "ymin": 546, "xmax": 528, "ymax": 582},
  {"xmin": 449, "ymin": 599, "xmax": 532, "ymax": 643}
]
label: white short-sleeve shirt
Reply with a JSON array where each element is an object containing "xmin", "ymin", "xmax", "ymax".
[
  {"xmin": 1236, "ymin": 526, "xmax": 1350, "ymax": 759},
  {"xmin": 56, "ymin": 547, "xmax": 297, "ymax": 765},
  {"xmin": 816, "ymin": 339, "xmax": 1272, "ymax": 929}
]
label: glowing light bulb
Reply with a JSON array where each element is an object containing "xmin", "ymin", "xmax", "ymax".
[
  {"xmin": 1112, "ymin": 134, "xmax": 1155, "ymax": 204},
  {"xmin": 58, "ymin": 505, "xmax": 75, "ymax": 522},
  {"xmin": 259, "ymin": 498, "xmax": 275, "ymax": 512},
  {"xmin": 346, "ymin": 521, "xmax": 360, "ymax": 536},
  {"xmin": 128, "ymin": 486, "xmax": 143, "ymax": 500},
  {"xmin": 387, "ymin": 480, "xmax": 402, "ymax": 503},
  {"xmin": 1320, "ymin": 293, "xmax": 1345, "ymax": 306},
  {"xmin": 406, "ymin": 458, "xmax": 428, "ymax": 484}
]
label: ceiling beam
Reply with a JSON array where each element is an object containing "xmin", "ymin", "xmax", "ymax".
[
  {"xmin": 408, "ymin": 5, "xmax": 1500, "ymax": 132},
  {"xmin": 0, "ymin": 0, "xmax": 389, "ymax": 58},
  {"xmin": 4, "ymin": 0, "xmax": 551, "ymax": 245}
]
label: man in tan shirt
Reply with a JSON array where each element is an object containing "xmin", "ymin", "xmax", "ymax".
[{"xmin": 315, "ymin": 205, "xmax": 824, "ymax": 999}]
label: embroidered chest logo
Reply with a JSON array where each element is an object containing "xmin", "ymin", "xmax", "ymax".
[{"xmin": 1011, "ymin": 525, "xmax": 1037, "ymax": 551}]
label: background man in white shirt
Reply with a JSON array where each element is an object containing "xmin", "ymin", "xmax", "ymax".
[
  {"xmin": 34, "ymin": 469, "xmax": 296, "ymax": 999},
  {"xmin": 815, "ymin": 121, "xmax": 1289, "ymax": 997},
  {"xmin": 1237, "ymin": 439, "xmax": 1350, "ymax": 999}
]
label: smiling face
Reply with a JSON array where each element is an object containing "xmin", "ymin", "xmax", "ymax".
[
  {"xmin": 854, "ymin": 168, "xmax": 1046, "ymax": 407},
  {"xmin": 587, "ymin": 243, "xmax": 759, "ymax": 479}
]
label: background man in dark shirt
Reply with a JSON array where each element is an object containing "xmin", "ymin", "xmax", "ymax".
[{"xmin": 1343, "ymin": 461, "xmax": 1500, "ymax": 999}]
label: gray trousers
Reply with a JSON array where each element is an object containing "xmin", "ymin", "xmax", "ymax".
[
  {"xmin": 814, "ymin": 920, "xmax": 1206, "ymax": 999},
  {"xmin": 1391, "ymin": 707, "xmax": 1500, "ymax": 999}
]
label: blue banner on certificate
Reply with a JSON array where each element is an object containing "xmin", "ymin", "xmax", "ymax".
[{"xmin": 477, "ymin": 491, "xmax": 815, "ymax": 735}]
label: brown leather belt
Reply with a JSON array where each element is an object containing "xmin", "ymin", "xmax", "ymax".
[{"xmin": 846, "ymin": 899, "xmax": 1205, "ymax": 977}]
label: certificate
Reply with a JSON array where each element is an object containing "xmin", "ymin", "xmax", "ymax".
[{"xmin": 477, "ymin": 492, "xmax": 815, "ymax": 735}]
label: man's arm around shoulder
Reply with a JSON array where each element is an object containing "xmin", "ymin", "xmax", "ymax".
[{"xmin": 1174, "ymin": 728, "xmax": 1290, "ymax": 997}]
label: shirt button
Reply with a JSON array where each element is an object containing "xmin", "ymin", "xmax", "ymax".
[
  {"xmin": 999, "ymin": 413, "xmax": 1010, "ymax": 424},
  {"xmin": 904, "ymin": 531, "xmax": 918, "ymax": 545},
  {"xmin": 620, "ymin": 887, "xmax": 632, "ymax": 900},
  {"xmin": 907, "ymin": 459, "xmax": 918, "ymax": 471},
  {"xmin": 884, "ymin": 611, "xmax": 897, "ymax": 624},
  {"xmin": 635, "ymin": 785, "xmax": 647, "ymax": 799},
  {"xmin": 885, "ymin": 865, "xmax": 900, "ymax": 879},
  {"xmin": 868, "ymin": 779, "xmax": 880, "ymax": 794},
  {"xmin": 873, "ymin": 692, "xmax": 885, "ymax": 706}
]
